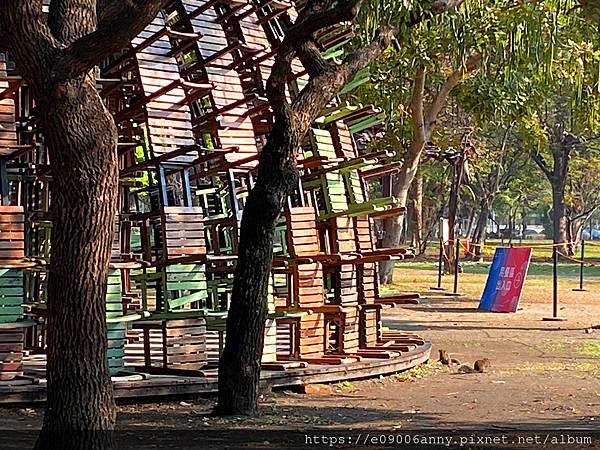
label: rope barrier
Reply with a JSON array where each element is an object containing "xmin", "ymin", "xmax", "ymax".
[
  {"xmin": 556, "ymin": 251, "xmax": 600, "ymax": 267},
  {"xmin": 444, "ymin": 239, "xmax": 579, "ymax": 249}
]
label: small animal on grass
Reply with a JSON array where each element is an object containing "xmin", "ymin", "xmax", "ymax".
[{"xmin": 438, "ymin": 350, "xmax": 491, "ymax": 373}]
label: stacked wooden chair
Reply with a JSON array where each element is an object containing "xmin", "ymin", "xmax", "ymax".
[
  {"xmin": 272, "ymin": 206, "xmax": 330, "ymax": 362},
  {"xmin": 0, "ymin": 206, "xmax": 36, "ymax": 381},
  {"xmin": 105, "ymin": 216, "xmax": 147, "ymax": 376},
  {"xmin": 130, "ymin": 206, "xmax": 211, "ymax": 373}
]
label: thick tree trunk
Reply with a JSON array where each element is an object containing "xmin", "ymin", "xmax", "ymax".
[
  {"xmin": 216, "ymin": 115, "xmax": 299, "ymax": 415},
  {"xmin": 34, "ymin": 79, "xmax": 119, "ymax": 447}
]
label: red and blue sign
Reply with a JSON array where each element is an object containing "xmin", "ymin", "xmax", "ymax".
[{"xmin": 479, "ymin": 247, "xmax": 532, "ymax": 313}]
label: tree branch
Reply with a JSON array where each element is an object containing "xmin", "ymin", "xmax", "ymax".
[
  {"xmin": 570, "ymin": 205, "xmax": 598, "ymax": 222},
  {"xmin": 266, "ymin": 51, "xmax": 293, "ymax": 114},
  {"xmin": 424, "ymin": 53, "xmax": 481, "ymax": 130},
  {"xmin": 266, "ymin": 0, "xmax": 365, "ymax": 116},
  {"xmin": 54, "ymin": 0, "xmax": 171, "ymax": 81},
  {"xmin": 284, "ymin": 0, "xmax": 364, "ymax": 46},
  {"xmin": 410, "ymin": 65, "xmax": 427, "ymax": 146},
  {"xmin": 291, "ymin": 25, "xmax": 396, "ymax": 126},
  {"xmin": 48, "ymin": 0, "xmax": 97, "ymax": 45},
  {"xmin": 0, "ymin": 1, "xmax": 58, "ymax": 78},
  {"xmin": 531, "ymin": 148, "xmax": 553, "ymax": 180},
  {"xmin": 296, "ymin": 40, "xmax": 332, "ymax": 77}
]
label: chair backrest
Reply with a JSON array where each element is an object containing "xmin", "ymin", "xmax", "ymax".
[
  {"xmin": 111, "ymin": 215, "xmax": 123, "ymax": 260},
  {"xmin": 180, "ymin": 1, "xmax": 260, "ymax": 164},
  {"xmin": 331, "ymin": 216, "xmax": 356, "ymax": 254},
  {"xmin": 133, "ymin": 16, "xmax": 197, "ymax": 164},
  {"xmin": 0, "ymin": 54, "xmax": 18, "ymax": 158},
  {"xmin": 353, "ymin": 216, "xmax": 374, "ymax": 252},
  {"xmin": 161, "ymin": 206, "xmax": 206, "ymax": 260},
  {"xmin": 0, "ymin": 206, "xmax": 25, "ymax": 262},
  {"xmin": 285, "ymin": 206, "xmax": 320, "ymax": 258}
]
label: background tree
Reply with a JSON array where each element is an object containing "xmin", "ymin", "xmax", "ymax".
[
  {"xmin": 352, "ymin": 0, "xmax": 544, "ymax": 282},
  {"xmin": 0, "ymin": 0, "xmax": 169, "ymax": 444},
  {"xmin": 456, "ymin": 0, "xmax": 600, "ymax": 254},
  {"xmin": 565, "ymin": 144, "xmax": 600, "ymax": 246},
  {"xmin": 465, "ymin": 123, "xmax": 527, "ymax": 258}
]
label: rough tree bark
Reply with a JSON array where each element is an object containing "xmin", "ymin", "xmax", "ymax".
[
  {"xmin": 217, "ymin": 0, "xmax": 467, "ymax": 415},
  {"xmin": 378, "ymin": 54, "xmax": 480, "ymax": 283},
  {"xmin": 0, "ymin": 0, "xmax": 169, "ymax": 445}
]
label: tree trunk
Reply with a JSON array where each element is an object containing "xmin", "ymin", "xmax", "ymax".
[
  {"xmin": 471, "ymin": 200, "xmax": 488, "ymax": 260},
  {"xmin": 216, "ymin": 114, "xmax": 299, "ymax": 415},
  {"xmin": 532, "ymin": 131, "xmax": 574, "ymax": 255},
  {"xmin": 32, "ymin": 77, "xmax": 119, "ymax": 447},
  {"xmin": 445, "ymin": 152, "xmax": 465, "ymax": 274},
  {"xmin": 0, "ymin": 2, "xmax": 121, "ymax": 444},
  {"xmin": 378, "ymin": 167, "xmax": 413, "ymax": 283},
  {"xmin": 405, "ymin": 199, "xmax": 414, "ymax": 246},
  {"xmin": 507, "ymin": 210, "xmax": 514, "ymax": 245},
  {"xmin": 552, "ymin": 186, "xmax": 569, "ymax": 253},
  {"xmin": 377, "ymin": 54, "xmax": 480, "ymax": 283},
  {"xmin": 411, "ymin": 172, "xmax": 423, "ymax": 249},
  {"xmin": 465, "ymin": 205, "xmax": 476, "ymax": 243}
]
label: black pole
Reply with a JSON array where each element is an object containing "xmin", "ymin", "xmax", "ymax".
[
  {"xmin": 544, "ymin": 245, "xmax": 567, "ymax": 321},
  {"xmin": 552, "ymin": 245, "xmax": 558, "ymax": 318},
  {"xmin": 453, "ymin": 237, "xmax": 460, "ymax": 294},
  {"xmin": 573, "ymin": 240, "xmax": 586, "ymax": 292},
  {"xmin": 430, "ymin": 232, "xmax": 446, "ymax": 291}
]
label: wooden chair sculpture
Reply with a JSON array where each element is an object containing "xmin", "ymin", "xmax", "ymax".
[
  {"xmin": 21, "ymin": 213, "xmax": 144, "ymax": 376},
  {"xmin": 0, "ymin": 206, "xmax": 36, "ymax": 381},
  {"xmin": 272, "ymin": 206, "xmax": 364, "ymax": 364},
  {"xmin": 171, "ymin": 0, "xmax": 263, "ymax": 166},
  {"xmin": 351, "ymin": 215, "xmax": 424, "ymax": 353},
  {"xmin": 0, "ymin": 2, "xmax": 432, "ymax": 388},
  {"xmin": 131, "ymin": 206, "xmax": 211, "ymax": 373},
  {"xmin": 0, "ymin": 54, "xmax": 21, "ymax": 162}
]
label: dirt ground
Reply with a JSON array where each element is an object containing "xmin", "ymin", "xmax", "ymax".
[{"xmin": 1, "ymin": 273, "xmax": 598, "ymax": 448}]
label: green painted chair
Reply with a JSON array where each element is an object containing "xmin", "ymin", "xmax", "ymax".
[
  {"xmin": 131, "ymin": 207, "xmax": 212, "ymax": 372},
  {"xmin": 302, "ymin": 129, "xmax": 396, "ymax": 219},
  {"xmin": 0, "ymin": 206, "xmax": 36, "ymax": 381},
  {"xmin": 105, "ymin": 267, "xmax": 131, "ymax": 375}
]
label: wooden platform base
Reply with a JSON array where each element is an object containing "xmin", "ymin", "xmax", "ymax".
[{"xmin": 0, "ymin": 342, "xmax": 431, "ymax": 405}]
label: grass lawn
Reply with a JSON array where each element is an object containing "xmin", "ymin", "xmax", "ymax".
[
  {"xmin": 425, "ymin": 238, "xmax": 600, "ymax": 260},
  {"xmin": 383, "ymin": 260, "xmax": 600, "ymax": 304}
]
